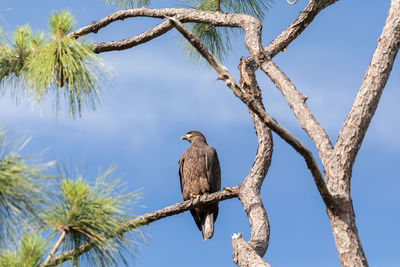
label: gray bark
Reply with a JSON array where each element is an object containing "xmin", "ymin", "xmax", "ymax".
[
  {"xmin": 324, "ymin": 1, "xmax": 400, "ymax": 265},
  {"xmin": 232, "ymin": 57, "xmax": 273, "ymax": 265}
]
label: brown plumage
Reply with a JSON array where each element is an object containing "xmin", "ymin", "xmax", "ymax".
[{"xmin": 179, "ymin": 130, "xmax": 221, "ymax": 240}]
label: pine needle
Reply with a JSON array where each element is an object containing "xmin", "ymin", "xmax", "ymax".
[
  {"xmin": 180, "ymin": 0, "xmax": 272, "ymax": 63},
  {"xmin": 0, "ymin": 131, "xmax": 53, "ymax": 247},
  {"xmin": 42, "ymin": 167, "xmax": 142, "ymax": 266},
  {"xmin": 0, "ymin": 10, "xmax": 109, "ymax": 117},
  {"xmin": 0, "ymin": 232, "xmax": 47, "ymax": 267},
  {"xmin": 103, "ymin": 0, "xmax": 150, "ymax": 10}
]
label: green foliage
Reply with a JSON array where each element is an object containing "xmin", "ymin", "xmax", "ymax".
[
  {"xmin": 0, "ymin": 131, "xmax": 141, "ymax": 266},
  {"xmin": 222, "ymin": 0, "xmax": 271, "ymax": 19},
  {"xmin": 13, "ymin": 25, "xmax": 33, "ymax": 52},
  {"xmin": 104, "ymin": 0, "xmax": 150, "ymax": 9},
  {"xmin": 26, "ymin": 35, "xmax": 104, "ymax": 116},
  {"xmin": 182, "ymin": 0, "xmax": 272, "ymax": 62},
  {"xmin": 183, "ymin": 22, "xmax": 233, "ymax": 63},
  {"xmin": 43, "ymin": 168, "xmax": 141, "ymax": 266},
  {"xmin": 0, "ymin": 10, "xmax": 108, "ymax": 117},
  {"xmin": 0, "ymin": 232, "xmax": 47, "ymax": 267},
  {"xmin": 187, "ymin": 0, "xmax": 271, "ymax": 22},
  {"xmin": 0, "ymin": 131, "xmax": 53, "ymax": 246},
  {"xmin": 0, "ymin": 25, "xmax": 32, "ymax": 90},
  {"xmin": 0, "ymin": 130, "xmax": 143, "ymax": 266},
  {"xmin": 48, "ymin": 10, "xmax": 76, "ymax": 38},
  {"xmin": 0, "ymin": 44, "xmax": 20, "ymax": 85}
]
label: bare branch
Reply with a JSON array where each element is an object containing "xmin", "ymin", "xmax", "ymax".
[
  {"xmin": 67, "ymin": 7, "xmax": 263, "ymax": 61},
  {"xmin": 238, "ymin": 57, "xmax": 273, "ymax": 257},
  {"xmin": 332, "ymin": 0, "xmax": 400, "ymax": 182},
  {"xmin": 93, "ymin": 20, "xmax": 174, "ymax": 53},
  {"xmin": 260, "ymin": 60, "xmax": 334, "ymax": 165},
  {"xmin": 42, "ymin": 187, "xmax": 239, "ymax": 266},
  {"xmin": 68, "ymin": 8, "xmax": 245, "ymax": 38},
  {"xmin": 258, "ymin": 0, "xmax": 341, "ymax": 166},
  {"xmin": 68, "ymin": 0, "xmax": 340, "ymax": 57},
  {"xmin": 167, "ymin": 16, "xmax": 336, "ymax": 211}
]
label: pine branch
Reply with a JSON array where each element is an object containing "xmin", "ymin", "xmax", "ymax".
[
  {"xmin": 42, "ymin": 228, "xmax": 68, "ymax": 266},
  {"xmin": 41, "ymin": 187, "xmax": 239, "ymax": 266}
]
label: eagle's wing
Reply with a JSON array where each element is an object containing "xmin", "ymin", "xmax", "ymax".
[
  {"xmin": 178, "ymin": 154, "xmax": 185, "ymax": 194},
  {"xmin": 205, "ymin": 146, "xmax": 221, "ymax": 193}
]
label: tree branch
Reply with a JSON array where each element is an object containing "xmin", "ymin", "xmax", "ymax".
[
  {"xmin": 331, "ymin": 0, "xmax": 400, "ymax": 186},
  {"xmin": 232, "ymin": 233, "xmax": 272, "ymax": 267},
  {"xmin": 260, "ymin": 60, "xmax": 334, "ymax": 165},
  {"xmin": 257, "ymin": 0, "xmax": 341, "ymax": 166},
  {"xmin": 68, "ymin": 8, "xmax": 244, "ymax": 38},
  {"xmin": 41, "ymin": 228, "xmax": 68, "ymax": 266},
  {"xmin": 237, "ymin": 57, "xmax": 273, "ymax": 258},
  {"xmin": 67, "ymin": 7, "xmax": 263, "ymax": 59},
  {"xmin": 167, "ymin": 16, "xmax": 336, "ymax": 211},
  {"xmin": 42, "ymin": 187, "xmax": 239, "ymax": 266},
  {"xmin": 93, "ymin": 20, "xmax": 174, "ymax": 53}
]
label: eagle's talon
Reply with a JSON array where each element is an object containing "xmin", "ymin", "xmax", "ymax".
[
  {"xmin": 190, "ymin": 193, "xmax": 202, "ymax": 200},
  {"xmin": 223, "ymin": 186, "xmax": 235, "ymax": 193}
]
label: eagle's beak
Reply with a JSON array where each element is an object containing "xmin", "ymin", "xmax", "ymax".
[{"xmin": 181, "ymin": 134, "xmax": 191, "ymax": 141}]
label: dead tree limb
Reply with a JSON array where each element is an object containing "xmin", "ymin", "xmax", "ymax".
[
  {"xmin": 233, "ymin": 57, "xmax": 273, "ymax": 264},
  {"xmin": 93, "ymin": 20, "xmax": 174, "ymax": 53},
  {"xmin": 260, "ymin": 60, "xmax": 334, "ymax": 166}
]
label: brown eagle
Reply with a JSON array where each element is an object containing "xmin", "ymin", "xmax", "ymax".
[{"xmin": 179, "ymin": 130, "xmax": 221, "ymax": 240}]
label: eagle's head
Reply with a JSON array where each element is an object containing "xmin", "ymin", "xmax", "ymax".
[{"xmin": 181, "ymin": 130, "xmax": 207, "ymax": 143}]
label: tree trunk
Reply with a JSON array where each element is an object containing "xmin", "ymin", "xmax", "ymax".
[{"xmin": 325, "ymin": 1, "xmax": 400, "ymax": 265}]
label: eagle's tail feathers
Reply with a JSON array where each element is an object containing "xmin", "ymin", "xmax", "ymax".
[{"xmin": 201, "ymin": 212, "xmax": 214, "ymax": 240}]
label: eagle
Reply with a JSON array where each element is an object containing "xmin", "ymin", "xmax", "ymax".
[{"xmin": 179, "ymin": 130, "xmax": 221, "ymax": 240}]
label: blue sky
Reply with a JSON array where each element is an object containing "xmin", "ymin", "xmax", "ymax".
[{"xmin": 1, "ymin": 1, "xmax": 399, "ymax": 266}]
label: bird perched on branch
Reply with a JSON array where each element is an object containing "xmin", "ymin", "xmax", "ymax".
[{"xmin": 179, "ymin": 130, "xmax": 221, "ymax": 240}]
